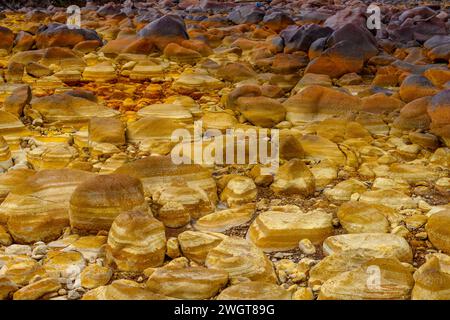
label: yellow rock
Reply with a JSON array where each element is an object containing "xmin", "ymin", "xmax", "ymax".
[
  {"xmin": 166, "ymin": 237, "xmax": 181, "ymax": 259},
  {"xmin": 217, "ymin": 281, "xmax": 292, "ymax": 300},
  {"xmin": 284, "ymin": 85, "xmax": 361, "ymax": 124},
  {"xmin": 205, "ymin": 237, "xmax": 277, "ymax": 283},
  {"xmin": 412, "ymin": 254, "xmax": 450, "ymax": 300},
  {"xmin": 64, "ymin": 235, "xmax": 107, "ymax": 262},
  {"xmin": 299, "ymin": 134, "xmax": 346, "ymax": 165},
  {"xmin": 0, "ymin": 225, "xmax": 12, "ymax": 245},
  {"xmin": 248, "ymin": 209, "xmax": 333, "ymax": 251},
  {"xmin": 220, "ymin": 176, "xmax": 257, "ymax": 207},
  {"xmin": 0, "ymin": 136, "xmax": 12, "ymax": 171},
  {"xmin": 337, "ymin": 201, "xmax": 393, "ymax": 234},
  {"xmin": 309, "ymin": 250, "xmax": 381, "ymax": 285},
  {"xmin": 137, "ymin": 103, "xmax": 193, "ymax": 124},
  {"xmin": 2, "ymin": 258, "xmax": 47, "ymax": 286},
  {"xmin": 82, "ymin": 279, "xmax": 173, "ymax": 300},
  {"xmin": 69, "ymin": 174, "xmax": 148, "ymax": 233},
  {"xmin": 13, "ymin": 277, "xmax": 61, "ymax": 300},
  {"xmin": 153, "ymin": 181, "xmax": 214, "ymax": 228},
  {"xmin": 324, "ymin": 179, "xmax": 368, "ymax": 202},
  {"xmin": 146, "ymin": 266, "xmax": 228, "ymax": 299},
  {"xmin": 310, "ymin": 159, "xmax": 338, "ymax": 191},
  {"xmin": 0, "ymin": 169, "xmax": 94, "ymax": 243},
  {"xmin": 0, "ymin": 276, "xmax": 18, "ymax": 300},
  {"xmin": 106, "ymin": 211, "xmax": 166, "ymax": 272},
  {"xmin": 80, "ymin": 264, "xmax": 113, "ymax": 289},
  {"xmin": 271, "ymin": 159, "xmax": 315, "ymax": 196},
  {"xmin": 292, "ymin": 287, "xmax": 314, "ymax": 300},
  {"xmin": 0, "ymin": 168, "xmax": 35, "ymax": 203},
  {"xmin": 114, "ymin": 155, "xmax": 217, "ymax": 202},
  {"xmin": 426, "ymin": 210, "xmax": 450, "ymax": 254},
  {"xmin": 172, "ymin": 72, "xmax": 224, "ymax": 94},
  {"xmin": 26, "ymin": 143, "xmax": 78, "ymax": 170},
  {"xmin": 359, "ymin": 189, "xmax": 416, "ymax": 210},
  {"xmin": 318, "ymin": 258, "xmax": 414, "ymax": 300},
  {"xmin": 178, "ymin": 231, "xmax": 226, "ymax": 264},
  {"xmin": 194, "ymin": 204, "xmax": 255, "ymax": 233},
  {"xmin": 323, "ymin": 233, "xmax": 413, "ymax": 263},
  {"xmin": 43, "ymin": 251, "xmax": 86, "ymax": 278}
]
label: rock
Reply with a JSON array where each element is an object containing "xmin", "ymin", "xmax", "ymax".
[
  {"xmin": 299, "ymin": 239, "xmax": 316, "ymax": 255},
  {"xmin": 114, "ymin": 155, "xmax": 217, "ymax": 202},
  {"xmin": 43, "ymin": 251, "xmax": 86, "ymax": 278},
  {"xmin": 106, "ymin": 211, "xmax": 166, "ymax": 271},
  {"xmin": 30, "ymin": 93, "xmax": 119, "ymax": 127},
  {"xmin": 178, "ymin": 231, "xmax": 226, "ymax": 264},
  {"xmin": 280, "ymin": 24, "xmax": 333, "ymax": 53},
  {"xmin": 137, "ymin": 103, "xmax": 193, "ymax": 124},
  {"xmin": 283, "ymin": 85, "xmax": 361, "ymax": 124},
  {"xmin": 359, "ymin": 189, "xmax": 416, "ymax": 210},
  {"xmin": 292, "ymin": 287, "xmax": 314, "ymax": 300},
  {"xmin": 0, "ymin": 225, "xmax": 12, "ymax": 246},
  {"xmin": 0, "ymin": 26, "xmax": 14, "ymax": 53},
  {"xmin": 426, "ymin": 210, "xmax": 450, "ymax": 254},
  {"xmin": 293, "ymin": 73, "xmax": 332, "ymax": 93},
  {"xmin": 137, "ymin": 15, "xmax": 188, "ymax": 50},
  {"xmin": 152, "ymin": 180, "xmax": 214, "ymax": 227},
  {"xmin": 69, "ymin": 174, "xmax": 148, "ymax": 233},
  {"xmin": 4, "ymin": 85, "xmax": 31, "ymax": 116},
  {"xmin": 171, "ymin": 72, "xmax": 224, "ymax": 94},
  {"xmin": 217, "ymin": 281, "xmax": 291, "ymax": 300},
  {"xmin": 82, "ymin": 279, "xmax": 173, "ymax": 300},
  {"xmin": 428, "ymin": 90, "xmax": 450, "ymax": 145},
  {"xmin": 163, "ymin": 43, "xmax": 202, "ymax": 64},
  {"xmin": 337, "ymin": 201, "xmax": 398, "ymax": 234},
  {"xmin": 220, "ymin": 176, "xmax": 257, "ymax": 208},
  {"xmin": 263, "ymin": 12, "xmax": 294, "ymax": 33},
  {"xmin": 82, "ymin": 62, "xmax": 117, "ymax": 82},
  {"xmin": 0, "ymin": 169, "xmax": 36, "ymax": 203},
  {"xmin": 0, "ymin": 276, "xmax": 18, "ymax": 300},
  {"xmin": 248, "ymin": 209, "xmax": 333, "ymax": 251},
  {"xmin": 271, "ymin": 159, "xmax": 315, "ymax": 196},
  {"xmin": 323, "ymin": 233, "xmax": 413, "ymax": 263},
  {"xmin": 412, "ymin": 254, "xmax": 450, "ymax": 300},
  {"xmin": 305, "ymin": 24, "xmax": 378, "ymax": 78},
  {"xmin": 25, "ymin": 62, "xmax": 53, "ymax": 78},
  {"xmin": 0, "ymin": 136, "xmax": 12, "ymax": 171},
  {"xmin": 89, "ymin": 116, "xmax": 125, "ymax": 147},
  {"xmin": 80, "ymin": 265, "xmax": 113, "ymax": 289},
  {"xmin": 146, "ymin": 266, "xmax": 228, "ymax": 299},
  {"xmin": 64, "ymin": 235, "xmax": 107, "ymax": 262},
  {"xmin": 27, "ymin": 143, "xmax": 78, "ymax": 170},
  {"xmin": 361, "ymin": 93, "xmax": 405, "ymax": 114},
  {"xmin": 399, "ymin": 75, "xmax": 439, "ymax": 103},
  {"xmin": 234, "ymin": 96, "xmax": 286, "ymax": 128},
  {"xmin": 394, "ymin": 96, "xmax": 432, "ymax": 131},
  {"xmin": 228, "ymin": 5, "xmax": 264, "ymax": 25},
  {"xmin": 337, "ymin": 73, "xmax": 362, "ymax": 86},
  {"xmin": 0, "ymin": 169, "xmax": 94, "ymax": 243},
  {"xmin": 2, "ymin": 257, "xmax": 47, "ymax": 286},
  {"xmin": 205, "ymin": 237, "xmax": 277, "ymax": 283},
  {"xmin": 318, "ymin": 258, "xmax": 414, "ymax": 300},
  {"xmin": 166, "ymin": 237, "xmax": 181, "ymax": 259},
  {"xmin": 13, "ymin": 278, "xmax": 61, "ymax": 300},
  {"xmin": 194, "ymin": 204, "xmax": 255, "ymax": 233},
  {"xmin": 35, "ymin": 23, "xmax": 101, "ymax": 49},
  {"xmin": 324, "ymin": 179, "xmax": 368, "ymax": 203},
  {"xmin": 6, "ymin": 62, "xmax": 24, "ymax": 83}
]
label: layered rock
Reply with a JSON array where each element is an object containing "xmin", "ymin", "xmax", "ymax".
[
  {"xmin": 426, "ymin": 210, "xmax": 450, "ymax": 254},
  {"xmin": 247, "ymin": 209, "xmax": 333, "ymax": 251},
  {"xmin": 217, "ymin": 281, "xmax": 291, "ymax": 300},
  {"xmin": 106, "ymin": 211, "xmax": 166, "ymax": 271},
  {"xmin": 146, "ymin": 266, "xmax": 228, "ymax": 299},
  {"xmin": 194, "ymin": 204, "xmax": 255, "ymax": 233},
  {"xmin": 69, "ymin": 174, "xmax": 148, "ymax": 232},
  {"xmin": 323, "ymin": 233, "xmax": 413, "ymax": 263},
  {"xmin": 271, "ymin": 159, "xmax": 315, "ymax": 196},
  {"xmin": 114, "ymin": 156, "xmax": 217, "ymax": 201},
  {"xmin": 205, "ymin": 237, "xmax": 277, "ymax": 283},
  {"xmin": 0, "ymin": 169, "xmax": 94, "ymax": 243}
]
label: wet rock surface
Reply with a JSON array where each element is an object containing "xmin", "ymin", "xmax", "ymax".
[{"xmin": 0, "ymin": 0, "xmax": 448, "ymax": 300}]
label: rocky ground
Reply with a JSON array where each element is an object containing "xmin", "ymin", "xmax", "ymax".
[{"xmin": 0, "ymin": 0, "xmax": 449, "ymax": 300}]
